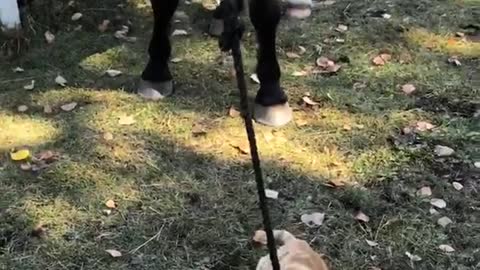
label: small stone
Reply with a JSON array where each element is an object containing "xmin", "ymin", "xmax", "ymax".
[
  {"xmin": 434, "ymin": 145, "xmax": 455, "ymax": 157},
  {"xmin": 437, "ymin": 216, "xmax": 453, "ymax": 228},
  {"xmin": 452, "ymin": 182, "xmax": 463, "ymax": 191}
]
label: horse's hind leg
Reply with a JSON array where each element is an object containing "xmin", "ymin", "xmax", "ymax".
[{"xmin": 138, "ymin": 0, "xmax": 179, "ymax": 100}]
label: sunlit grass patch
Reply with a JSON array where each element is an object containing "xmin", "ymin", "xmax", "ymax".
[{"xmin": 405, "ymin": 28, "xmax": 480, "ymax": 57}]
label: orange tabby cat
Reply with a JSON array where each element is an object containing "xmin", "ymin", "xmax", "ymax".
[{"xmin": 253, "ymin": 230, "xmax": 329, "ymax": 270}]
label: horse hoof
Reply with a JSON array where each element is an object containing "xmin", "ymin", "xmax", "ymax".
[
  {"xmin": 137, "ymin": 79, "xmax": 174, "ymax": 100},
  {"xmin": 209, "ymin": 18, "xmax": 223, "ymax": 36},
  {"xmin": 286, "ymin": 0, "xmax": 312, "ymax": 19},
  {"xmin": 254, "ymin": 102, "xmax": 293, "ymax": 127}
]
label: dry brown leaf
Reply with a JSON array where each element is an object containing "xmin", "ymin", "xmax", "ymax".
[
  {"xmin": 324, "ymin": 177, "xmax": 347, "ymax": 188},
  {"xmin": 250, "ymin": 73, "xmax": 260, "ymax": 84},
  {"xmin": 301, "ymin": 212, "xmax": 325, "ymax": 227},
  {"xmin": 401, "ymin": 83, "xmax": 416, "ymax": 95},
  {"xmin": 44, "ymin": 105, "xmax": 53, "ymax": 114},
  {"xmin": 105, "ymin": 249, "xmax": 122, "ymax": 257},
  {"xmin": 55, "ymin": 75, "xmax": 68, "ymax": 86},
  {"xmin": 452, "ymin": 182, "xmax": 463, "ymax": 191},
  {"xmin": 335, "ymin": 24, "xmax": 348, "ymax": 33},
  {"xmin": 438, "ymin": 244, "xmax": 455, "ymax": 253},
  {"xmin": 23, "ymin": 80, "xmax": 35, "ymax": 90},
  {"xmin": 430, "ymin": 198, "xmax": 447, "ymax": 209},
  {"xmin": 44, "ymin": 31, "xmax": 55, "ymax": 44},
  {"xmin": 414, "ymin": 121, "xmax": 435, "ymax": 132},
  {"xmin": 31, "ymin": 224, "xmax": 47, "ymax": 238},
  {"xmin": 98, "ymin": 19, "xmax": 110, "ymax": 32},
  {"xmin": 316, "ymin": 56, "xmax": 334, "ymax": 68},
  {"xmin": 103, "ymin": 132, "xmax": 114, "ymax": 141},
  {"xmin": 265, "ymin": 189, "xmax": 279, "ymax": 199},
  {"xmin": 61, "ymin": 102, "xmax": 77, "ymax": 112},
  {"xmin": 366, "ymin": 240, "xmax": 378, "ymax": 247},
  {"xmin": 434, "ymin": 145, "xmax": 455, "ymax": 157},
  {"xmin": 437, "ymin": 216, "xmax": 453, "ymax": 227},
  {"xmin": 286, "ymin": 52, "xmax": 301, "ymax": 59},
  {"xmin": 105, "ymin": 199, "xmax": 117, "ymax": 209},
  {"xmin": 231, "ymin": 142, "xmax": 250, "ymax": 155},
  {"xmin": 302, "ymin": 96, "xmax": 319, "ymax": 106},
  {"xmin": 354, "ymin": 211, "xmax": 370, "ymax": 222},
  {"xmin": 228, "ymin": 106, "xmax": 241, "ymax": 118},
  {"xmin": 416, "ymin": 186, "xmax": 432, "ymax": 197},
  {"xmin": 315, "ymin": 56, "xmax": 341, "ymax": 74},
  {"xmin": 17, "ymin": 105, "xmax": 28, "ymax": 112},
  {"xmin": 36, "ymin": 150, "xmax": 58, "ymax": 162},
  {"xmin": 71, "ymin": 12, "xmax": 83, "ymax": 21},
  {"xmin": 372, "ymin": 53, "xmax": 392, "ymax": 66},
  {"xmin": 405, "ymin": 251, "xmax": 422, "ymax": 262},
  {"xmin": 192, "ymin": 123, "xmax": 207, "ymax": 137},
  {"xmin": 118, "ymin": 115, "xmax": 136, "ymax": 125}
]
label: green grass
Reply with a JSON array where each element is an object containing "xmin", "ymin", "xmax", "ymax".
[{"xmin": 1, "ymin": 0, "xmax": 479, "ymax": 269}]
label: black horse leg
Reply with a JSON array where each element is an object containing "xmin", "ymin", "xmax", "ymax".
[
  {"xmin": 138, "ymin": 0, "xmax": 179, "ymax": 100},
  {"xmin": 249, "ymin": 0, "xmax": 292, "ymax": 127}
]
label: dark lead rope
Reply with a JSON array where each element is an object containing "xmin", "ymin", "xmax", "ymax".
[{"xmin": 223, "ymin": 12, "xmax": 281, "ymax": 270}]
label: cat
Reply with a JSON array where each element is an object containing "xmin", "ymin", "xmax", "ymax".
[{"xmin": 253, "ymin": 229, "xmax": 330, "ymax": 270}]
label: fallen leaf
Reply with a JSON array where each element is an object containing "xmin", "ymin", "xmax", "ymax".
[
  {"xmin": 316, "ymin": 56, "xmax": 334, "ymax": 68},
  {"xmin": 401, "ymin": 84, "xmax": 416, "ymax": 95},
  {"xmin": 231, "ymin": 142, "xmax": 250, "ymax": 155},
  {"xmin": 31, "ymin": 224, "xmax": 47, "ymax": 238},
  {"xmin": 302, "ymin": 96, "xmax": 320, "ymax": 106},
  {"xmin": 192, "ymin": 123, "xmax": 207, "ymax": 137},
  {"xmin": 71, "ymin": 12, "xmax": 83, "ymax": 21},
  {"xmin": 416, "ymin": 186, "xmax": 432, "ymax": 197},
  {"xmin": 405, "ymin": 251, "xmax": 422, "ymax": 262},
  {"xmin": 429, "ymin": 208, "xmax": 439, "ymax": 215},
  {"xmin": 447, "ymin": 56, "xmax": 461, "ymax": 66},
  {"xmin": 20, "ymin": 163, "xmax": 32, "ymax": 171},
  {"xmin": 228, "ymin": 106, "xmax": 240, "ymax": 117},
  {"xmin": 10, "ymin": 149, "xmax": 30, "ymax": 161},
  {"xmin": 171, "ymin": 57, "xmax": 183, "ymax": 63},
  {"xmin": 23, "ymin": 80, "xmax": 35, "ymax": 90},
  {"xmin": 301, "ymin": 212, "xmax": 325, "ymax": 227},
  {"xmin": 105, "ymin": 199, "xmax": 117, "ymax": 209},
  {"xmin": 335, "ymin": 24, "xmax": 348, "ymax": 33},
  {"xmin": 44, "ymin": 105, "xmax": 53, "ymax": 114},
  {"xmin": 265, "ymin": 189, "xmax": 279, "ymax": 199},
  {"xmin": 343, "ymin": 124, "xmax": 352, "ymax": 131},
  {"xmin": 434, "ymin": 145, "xmax": 455, "ymax": 157},
  {"xmin": 437, "ymin": 216, "xmax": 453, "ymax": 227},
  {"xmin": 55, "ymin": 75, "xmax": 68, "ymax": 87},
  {"xmin": 292, "ymin": 70, "xmax": 309, "ymax": 77},
  {"xmin": 98, "ymin": 19, "xmax": 110, "ymax": 32},
  {"xmin": 414, "ymin": 121, "xmax": 435, "ymax": 132},
  {"xmin": 382, "ymin": 13, "xmax": 392, "ymax": 19},
  {"xmin": 105, "ymin": 69, "xmax": 123, "ymax": 77},
  {"xmin": 13, "ymin": 67, "xmax": 24, "ymax": 73},
  {"xmin": 44, "ymin": 31, "xmax": 55, "ymax": 44},
  {"xmin": 172, "ymin": 29, "xmax": 188, "ymax": 36},
  {"xmin": 366, "ymin": 240, "xmax": 379, "ymax": 247},
  {"xmin": 474, "ymin": 162, "xmax": 480, "ymax": 168},
  {"xmin": 372, "ymin": 53, "xmax": 392, "ymax": 66},
  {"xmin": 103, "ymin": 132, "xmax": 114, "ymax": 141},
  {"xmin": 315, "ymin": 56, "xmax": 341, "ymax": 74},
  {"xmin": 250, "ymin": 73, "xmax": 260, "ymax": 84},
  {"xmin": 430, "ymin": 198, "xmax": 446, "ymax": 209},
  {"xmin": 103, "ymin": 209, "xmax": 112, "ymax": 216},
  {"xmin": 36, "ymin": 150, "xmax": 58, "ymax": 162},
  {"xmin": 298, "ymin": 46, "xmax": 307, "ymax": 54},
  {"xmin": 324, "ymin": 178, "xmax": 347, "ymax": 188},
  {"xmin": 61, "ymin": 102, "xmax": 77, "ymax": 112},
  {"xmin": 17, "ymin": 105, "xmax": 28, "ymax": 112},
  {"xmin": 354, "ymin": 211, "xmax": 370, "ymax": 222},
  {"xmin": 118, "ymin": 115, "xmax": 136, "ymax": 125},
  {"xmin": 105, "ymin": 249, "xmax": 122, "ymax": 257},
  {"xmin": 286, "ymin": 52, "xmax": 301, "ymax": 59},
  {"xmin": 452, "ymin": 182, "xmax": 463, "ymax": 191},
  {"xmin": 438, "ymin": 244, "xmax": 455, "ymax": 253}
]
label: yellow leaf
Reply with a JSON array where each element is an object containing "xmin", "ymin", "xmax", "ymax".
[
  {"xmin": 105, "ymin": 199, "xmax": 116, "ymax": 209},
  {"xmin": 10, "ymin": 149, "xmax": 31, "ymax": 161}
]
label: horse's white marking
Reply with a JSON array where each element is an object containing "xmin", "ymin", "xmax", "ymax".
[{"xmin": 0, "ymin": 0, "xmax": 22, "ymax": 31}]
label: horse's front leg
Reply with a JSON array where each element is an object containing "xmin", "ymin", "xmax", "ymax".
[
  {"xmin": 249, "ymin": 0, "xmax": 291, "ymax": 127},
  {"xmin": 138, "ymin": 0, "xmax": 179, "ymax": 100}
]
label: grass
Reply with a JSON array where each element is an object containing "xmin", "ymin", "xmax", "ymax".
[{"xmin": 1, "ymin": 0, "xmax": 479, "ymax": 269}]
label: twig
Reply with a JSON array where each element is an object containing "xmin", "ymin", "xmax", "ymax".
[{"xmin": 129, "ymin": 223, "xmax": 165, "ymax": 254}]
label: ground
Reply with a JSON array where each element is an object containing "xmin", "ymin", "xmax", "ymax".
[{"xmin": 0, "ymin": 0, "xmax": 479, "ymax": 269}]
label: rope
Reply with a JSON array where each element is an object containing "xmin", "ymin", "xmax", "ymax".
[{"xmin": 220, "ymin": 8, "xmax": 281, "ymax": 270}]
